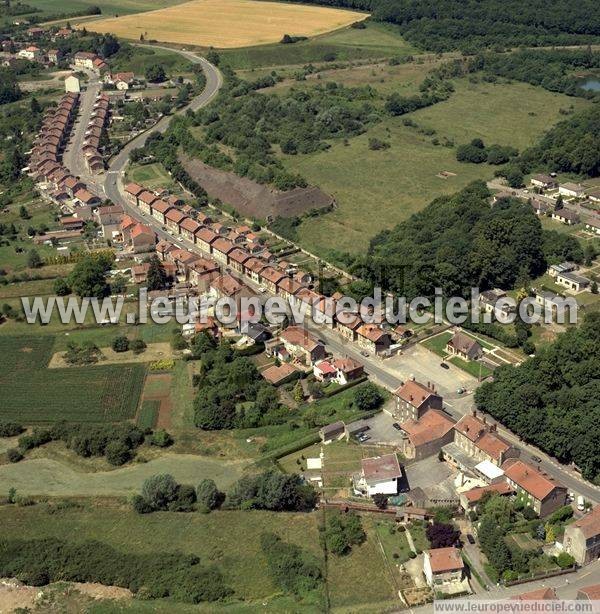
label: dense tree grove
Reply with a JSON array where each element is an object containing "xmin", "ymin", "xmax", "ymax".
[
  {"xmin": 474, "ymin": 49, "xmax": 600, "ymax": 98},
  {"xmin": 260, "ymin": 533, "xmax": 323, "ymax": 595},
  {"xmin": 274, "ymin": 0, "xmax": 600, "ymax": 51},
  {"xmin": 355, "ymin": 182, "xmax": 547, "ymax": 299},
  {"xmin": 0, "ymin": 68, "xmax": 21, "ymax": 105},
  {"xmin": 67, "ymin": 252, "xmax": 114, "ymax": 299},
  {"xmin": 476, "ymin": 314, "xmax": 600, "ymax": 481},
  {"xmin": 227, "ymin": 470, "xmax": 317, "ymax": 511},
  {"xmin": 371, "ymin": 0, "xmax": 600, "ymax": 52},
  {"xmin": 512, "ymin": 106, "xmax": 600, "ymax": 179},
  {"xmin": 0, "ymin": 537, "xmax": 231, "ymax": 603},
  {"xmin": 193, "ymin": 340, "xmax": 284, "ymax": 430}
]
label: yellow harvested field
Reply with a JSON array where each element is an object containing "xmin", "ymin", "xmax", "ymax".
[{"xmin": 78, "ymin": 0, "xmax": 368, "ymax": 48}]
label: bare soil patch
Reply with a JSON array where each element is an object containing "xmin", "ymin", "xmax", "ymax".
[
  {"xmin": 0, "ymin": 578, "xmax": 131, "ymax": 612},
  {"xmin": 141, "ymin": 373, "xmax": 174, "ymax": 429},
  {"xmin": 180, "ymin": 153, "xmax": 333, "ymax": 219}
]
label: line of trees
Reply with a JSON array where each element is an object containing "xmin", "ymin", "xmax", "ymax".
[{"xmin": 133, "ymin": 470, "xmax": 317, "ymax": 514}]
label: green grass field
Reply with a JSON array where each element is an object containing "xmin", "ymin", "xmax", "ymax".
[
  {"xmin": 283, "ymin": 80, "xmax": 591, "ymax": 256},
  {"xmin": 449, "ymin": 356, "xmax": 493, "ymax": 379},
  {"xmin": 421, "ymin": 331, "xmax": 453, "ymax": 357},
  {"xmin": 0, "ymin": 335, "xmax": 145, "ymax": 423},
  {"xmin": 109, "ymin": 45, "xmax": 194, "ymax": 75},
  {"xmin": 136, "ymin": 399, "xmax": 160, "ymax": 428},
  {"xmin": 127, "ymin": 162, "xmax": 177, "ymax": 191},
  {"xmin": 0, "ymin": 452, "xmax": 246, "ymax": 496},
  {"xmin": 219, "ymin": 22, "xmax": 416, "ymax": 70},
  {"xmin": 0, "ymin": 504, "xmax": 323, "ymax": 604},
  {"xmin": 326, "ymin": 513, "xmax": 398, "ymax": 610}
]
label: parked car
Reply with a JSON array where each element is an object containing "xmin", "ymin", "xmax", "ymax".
[
  {"xmin": 440, "ymin": 362, "xmax": 449, "ymax": 370},
  {"xmin": 466, "ymin": 534, "xmax": 475, "ymax": 545},
  {"xmin": 361, "ymin": 350, "xmax": 369, "ymax": 357},
  {"xmin": 531, "ymin": 455, "xmax": 542, "ymax": 463},
  {"xmin": 392, "ymin": 423, "xmax": 401, "ymax": 431}
]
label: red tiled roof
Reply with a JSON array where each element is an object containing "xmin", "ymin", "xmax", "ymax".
[
  {"xmin": 578, "ymin": 585, "xmax": 600, "ymax": 601},
  {"xmin": 361, "ymin": 453, "xmax": 402, "ymax": 482},
  {"xmin": 165, "ymin": 209, "xmax": 186, "ymax": 224},
  {"xmin": 211, "ymin": 237, "xmax": 235, "ymax": 255},
  {"xmin": 124, "ymin": 182, "xmax": 144, "ymax": 196},
  {"xmin": 502, "ymin": 459, "xmax": 563, "ymax": 501},
  {"xmin": 280, "ymin": 325, "xmax": 320, "ymax": 352},
  {"xmin": 400, "ymin": 409, "xmax": 455, "ymax": 447},
  {"xmin": 138, "ymin": 190, "xmax": 158, "ymax": 206},
  {"xmin": 180, "ymin": 217, "xmax": 201, "ymax": 234},
  {"xmin": 151, "ymin": 200, "xmax": 172, "ymax": 215},
  {"xmin": 261, "ymin": 363, "xmax": 298, "ymax": 385},
  {"xmin": 427, "ymin": 547, "xmax": 464, "ymax": 574},
  {"xmin": 211, "ymin": 273, "xmax": 243, "ymax": 297},
  {"xmin": 394, "ymin": 379, "xmax": 439, "ymax": 408},
  {"xmin": 512, "ymin": 588, "xmax": 557, "ymax": 600},
  {"xmin": 228, "ymin": 248, "xmax": 250, "ymax": 265},
  {"xmin": 195, "ymin": 227, "xmax": 218, "ymax": 244},
  {"xmin": 277, "ymin": 276, "xmax": 303, "ymax": 295},
  {"xmin": 463, "ymin": 481, "xmax": 515, "ymax": 503},
  {"xmin": 131, "ymin": 223, "xmax": 154, "ymax": 239},
  {"xmin": 260, "ymin": 266, "xmax": 285, "ymax": 285},
  {"xmin": 315, "ymin": 360, "xmax": 336, "ymax": 375},
  {"xmin": 569, "ymin": 505, "xmax": 600, "ymax": 539}
]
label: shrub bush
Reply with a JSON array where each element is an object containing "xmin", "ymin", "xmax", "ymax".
[
  {"xmin": 0, "ymin": 422, "xmax": 24, "ymax": 437},
  {"xmin": 6, "ymin": 448, "xmax": 23, "ymax": 463}
]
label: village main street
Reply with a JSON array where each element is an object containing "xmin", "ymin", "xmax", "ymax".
[{"xmin": 62, "ymin": 46, "xmax": 600, "ymax": 509}]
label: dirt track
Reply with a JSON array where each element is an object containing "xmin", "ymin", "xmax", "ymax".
[{"xmin": 180, "ymin": 153, "xmax": 334, "ymax": 219}]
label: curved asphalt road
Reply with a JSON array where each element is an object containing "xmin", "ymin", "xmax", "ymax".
[{"xmin": 103, "ymin": 47, "xmax": 222, "ymax": 208}]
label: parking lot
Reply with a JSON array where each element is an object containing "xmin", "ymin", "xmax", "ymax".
[
  {"xmin": 384, "ymin": 344, "xmax": 477, "ymax": 397},
  {"xmin": 355, "ymin": 409, "xmax": 404, "ymax": 446}
]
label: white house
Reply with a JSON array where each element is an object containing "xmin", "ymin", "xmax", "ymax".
[
  {"xmin": 18, "ymin": 45, "xmax": 43, "ymax": 61},
  {"xmin": 558, "ymin": 183, "xmax": 586, "ymax": 198},
  {"xmin": 555, "ymin": 271, "xmax": 591, "ymax": 292},
  {"xmin": 64, "ymin": 74, "xmax": 80, "ymax": 93},
  {"xmin": 585, "ymin": 220, "xmax": 600, "ymax": 236},
  {"xmin": 354, "ymin": 453, "xmax": 402, "ymax": 496}
]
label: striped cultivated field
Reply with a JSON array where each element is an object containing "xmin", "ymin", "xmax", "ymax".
[{"xmin": 79, "ymin": 0, "xmax": 368, "ymax": 48}]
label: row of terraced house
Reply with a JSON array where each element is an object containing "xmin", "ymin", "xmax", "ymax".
[
  {"xmin": 82, "ymin": 93, "xmax": 110, "ymax": 173},
  {"xmin": 124, "ymin": 181, "xmax": 395, "ymax": 355}
]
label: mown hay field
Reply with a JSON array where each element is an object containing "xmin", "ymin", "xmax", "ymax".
[
  {"xmin": 78, "ymin": 0, "xmax": 368, "ymax": 48},
  {"xmin": 0, "ymin": 336, "xmax": 145, "ymax": 423}
]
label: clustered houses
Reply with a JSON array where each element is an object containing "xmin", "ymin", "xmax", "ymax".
[
  {"xmin": 83, "ymin": 93, "xmax": 110, "ymax": 173},
  {"xmin": 73, "ymin": 51, "xmax": 108, "ymax": 73},
  {"xmin": 104, "ymin": 71, "xmax": 136, "ymax": 90},
  {"xmin": 123, "ymin": 180, "xmax": 396, "ymax": 354}
]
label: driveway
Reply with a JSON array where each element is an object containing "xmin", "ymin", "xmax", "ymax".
[{"xmin": 401, "ymin": 456, "xmax": 455, "ymax": 501}]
